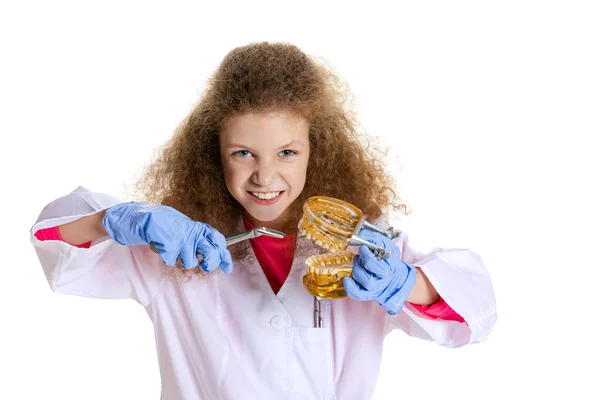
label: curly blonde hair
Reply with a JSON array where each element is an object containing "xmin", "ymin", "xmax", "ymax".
[{"xmin": 135, "ymin": 41, "xmax": 409, "ymax": 275}]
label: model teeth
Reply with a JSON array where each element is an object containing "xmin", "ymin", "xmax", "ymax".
[{"xmin": 251, "ymin": 191, "xmax": 282, "ymax": 200}]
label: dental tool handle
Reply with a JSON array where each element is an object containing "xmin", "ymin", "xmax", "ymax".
[
  {"xmin": 223, "ymin": 231, "xmax": 254, "ymax": 246},
  {"xmin": 149, "ymin": 227, "xmax": 285, "ymax": 261},
  {"xmin": 349, "ymin": 217, "xmax": 391, "ymax": 259},
  {"xmin": 148, "ymin": 241, "xmax": 204, "ymax": 260},
  {"xmin": 362, "ymin": 220, "xmax": 400, "ymax": 239},
  {"xmin": 348, "ymin": 235, "xmax": 392, "ymax": 260},
  {"xmin": 149, "ymin": 231, "xmax": 241, "ymax": 260},
  {"xmin": 314, "ymin": 297, "xmax": 323, "ymax": 328}
]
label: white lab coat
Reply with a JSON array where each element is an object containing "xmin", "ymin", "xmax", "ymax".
[{"xmin": 30, "ymin": 187, "xmax": 497, "ymax": 400}]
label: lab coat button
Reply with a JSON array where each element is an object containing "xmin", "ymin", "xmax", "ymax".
[{"xmin": 270, "ymin": 315, "xmax": 284, "ymax": 328}]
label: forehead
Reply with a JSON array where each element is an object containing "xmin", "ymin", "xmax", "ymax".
[{"xmin": 220, "ymin": 111, "xmax": 309, "ymax": 147}]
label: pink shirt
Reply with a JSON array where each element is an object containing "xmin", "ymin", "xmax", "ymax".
[
  {"xmin": 34, "ymin": 226, "xmax": 90, "ymax": 248},
  {"xmin": 243, "ymin": 216, "xmax": 297, "ymax": 294}
]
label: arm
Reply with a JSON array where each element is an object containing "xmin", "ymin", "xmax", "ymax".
[
  {"xmin": 406, "ymin": 267, "xmax": 440, "ymax": 305},
  {"xmin": 390, "ymin": 231, "xmax": 497, "ymax": 346},
  {"xmin": 30, "ymin": 187, "xmax": 164, "ymax": 305},
  {"xmin": 406, "ymin": 267, "xmax": 466, "ymax": 323},
  {"xmin": 362, "ymin": 215, "xmax": 495, "ymax": 346},
  {"xmin": 58, "ymin": 209, "xmax": 108, "ymax": 245}
]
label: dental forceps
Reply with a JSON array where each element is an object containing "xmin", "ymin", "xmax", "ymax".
[{"xmin": 149, "ymin": 227, "xmax": 286, "ymax": 257}]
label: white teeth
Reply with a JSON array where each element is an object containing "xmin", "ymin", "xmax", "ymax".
[{"xmin": 251, "ymin": 191, "xmax": 282, "ymax": 200}]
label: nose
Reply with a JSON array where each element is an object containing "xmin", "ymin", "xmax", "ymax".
[{"xmin": 252, "ymin": 158, "xmax": 277, "ymax": 187}]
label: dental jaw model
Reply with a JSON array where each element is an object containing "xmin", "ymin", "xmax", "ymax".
[{"xmin": 298, "ymin": 196, "xmax": 399, "ymax": 327}]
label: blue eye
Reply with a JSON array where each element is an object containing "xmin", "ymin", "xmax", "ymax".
[
  {"xmin": 234, "ymin": 150, "xmax": 251, "ymax": 157},
  {"xmin": 280, "ymin": 150, "xmax": 297, "ymax": 157}
]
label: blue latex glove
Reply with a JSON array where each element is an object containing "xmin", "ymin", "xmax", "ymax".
[
  {"xmin": 102, "ymin": 202, "xmax": 233, "ymax": 273},
  {"xmin": 343, "ymin": 229, "xmax": 416, "ymax": 315}
]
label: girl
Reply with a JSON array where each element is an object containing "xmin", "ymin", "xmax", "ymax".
[{"xmin": 30, "ymin": 42, "xmax": 496, "ymax": 400}]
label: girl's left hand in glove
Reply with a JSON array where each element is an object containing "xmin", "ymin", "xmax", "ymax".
[{"xmin": 343, "ymin": 229, "xmax": 417, "ymax": 315}]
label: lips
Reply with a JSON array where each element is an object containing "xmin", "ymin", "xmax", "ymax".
[
  {"xmin": 246, "ymin": 190, "xmax": 285, "ymax": 205},
  {"xmin": 248, "ymin": 191, "xmax": 283, "ymax": 200}
]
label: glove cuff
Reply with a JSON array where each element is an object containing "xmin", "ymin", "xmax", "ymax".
[
  {"xmin": 380, "ymin": 261, "xmax": 417, "ymax": 315},
  {"xmin": 102, "ymin": 201, "xmax": 145, "ymax": 246}
]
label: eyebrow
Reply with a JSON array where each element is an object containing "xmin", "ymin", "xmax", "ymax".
[{"xmin": 225, "ymin": 140, "xmax": 304, "ymax": 151}]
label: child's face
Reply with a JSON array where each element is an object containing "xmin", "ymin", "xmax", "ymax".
[{"xmin": 220, "ymin": 110, "xmax": 310, "ymax": 230}]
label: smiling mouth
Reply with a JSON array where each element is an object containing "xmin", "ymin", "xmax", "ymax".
[{"xmin": 247, "ymin": 190, "xmax": 285, "ymax": 200}]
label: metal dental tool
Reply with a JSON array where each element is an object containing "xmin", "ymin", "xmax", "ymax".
[
  {"xmin": 222, "ymin": 226, "xmax": 286, "ymax": 246},
  {"xmin": 348, "ymin": 216, "xmax": 399, "ymax": 260},
  {"xmin": 314, "ymin": 297, "xmax": 323, "ymax": 328},
  {"xmin": 149, "ymin": 227, "xmax": 286, "ymax": 259}
]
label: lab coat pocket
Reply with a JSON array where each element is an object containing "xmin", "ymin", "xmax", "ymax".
[{"xmin": 292, "ymin": 327, "xmax": 335, "ymax": 400}]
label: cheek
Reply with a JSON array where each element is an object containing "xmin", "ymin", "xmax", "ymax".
[
  {"xmin": 222, "ymin": 166, "xmax": 240, "ymax": 190},
  {"xmin": 223, "ymin": 164, "xmax": 251, "ymax": 190},
  {"xmin": 290, "ymin": 163, "xmax": 308, "ymax": 193},
  {"xmin": 299, "ymin": 156, "xmax": 310, "ymax": 186}
]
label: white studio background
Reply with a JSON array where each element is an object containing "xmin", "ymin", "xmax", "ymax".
[{"xmin": 1, "ymin": 1, "xmax": 598, "ymax": 399}]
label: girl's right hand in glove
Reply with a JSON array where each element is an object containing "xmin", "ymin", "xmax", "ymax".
[{"xmin": 102, "ymin": 202, "xmax": 233, "ymax": 273}]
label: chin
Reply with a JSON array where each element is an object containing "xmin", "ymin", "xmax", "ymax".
[{"xmin": 246, "ymin": 209, "xmax": 285, "ymax": 223}]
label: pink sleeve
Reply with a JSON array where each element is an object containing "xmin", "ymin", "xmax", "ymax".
[
  {"xmin": 409, "ymin": 297, "xmax": 465, "ymax": 323},
  {"xmin": 34, "ymin": 226, "xmax": 92, "ymax": 249}
]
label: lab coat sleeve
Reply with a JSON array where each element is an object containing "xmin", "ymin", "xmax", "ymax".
[
  {"xmin": 30, "ymin": 186, "xmax": 165, "ymax": 306},
  {"xmin": 374, "ymin": 217, "xmax": 497, "ymax": 348}
]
